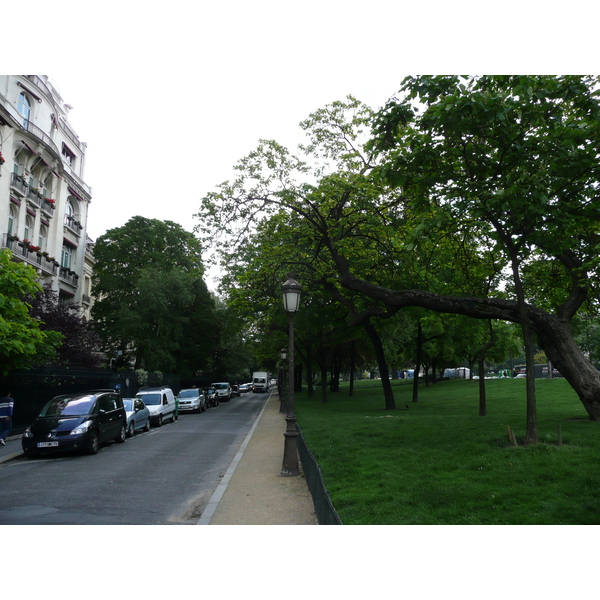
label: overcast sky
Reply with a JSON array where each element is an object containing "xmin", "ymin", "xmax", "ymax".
[{"xmin": 7, "ymin": 1, "xmax": 597, "ymax": 259}]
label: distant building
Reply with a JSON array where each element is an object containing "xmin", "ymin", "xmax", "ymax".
[{"xmin": 0, "ymin": 75, "xmax": 92, "ymax": 308}]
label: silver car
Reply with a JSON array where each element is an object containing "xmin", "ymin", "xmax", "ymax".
[
  {"xmin": 177, "ymin": 388, "xmax": 207, "ymax": 413},
  {"xmin": 123, "ymin": 397, "xmax": 151, "ymax": 437}
]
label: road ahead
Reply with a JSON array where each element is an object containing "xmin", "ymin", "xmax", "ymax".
[{"xmin": 0, "ymin": 392, "xmax": 269, "ymax": 524}]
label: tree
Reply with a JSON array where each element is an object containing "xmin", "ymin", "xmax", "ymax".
[
  {"xmin": 353, "ymin": 75, "xmax": 600, "ymax": 441},
  {"xmin": 91, "ymin": 217, "xmax": 212, "ymax": 373},
  {"xmin": 27, "ymin": 286, "xmax": 102, "ymax": 368},
  {"xmin": 0, "ymin": 250, "xmax": 62, "ymax": 375},
  {"xmin": 197, "ymin": 82, "xmax": 600, "ymax": 442}
]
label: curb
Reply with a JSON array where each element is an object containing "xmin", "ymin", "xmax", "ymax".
[
  {"xmin": 0, "ymin": 434, "xmax": 23, "ymax": 465},
  {"xmin": 196, "ymin": 393, "xmax": 271, "ymax": 525}
]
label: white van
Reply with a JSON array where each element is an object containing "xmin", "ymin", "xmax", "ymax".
[
  {"xmin": 135, "ymin": 387, "xmax": 177, "ymax": 427},
  {"xmin": 212, "ymin": 382, "xmax": 232, "ymax": 402}
]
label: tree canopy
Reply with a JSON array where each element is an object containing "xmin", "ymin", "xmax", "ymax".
[
  {"xmin": 197, "ymin": 77, "xmax": 600, "ymax": 440},
  {"xmin": 0, "ymin": 250, "xmax": 62, "ymax": 375},
  {"xmin": 91, "ymin": 217, "xmax": 215, "ymax": 374},
  {"xmin": 27, "ymin": 286, "xmax": 102, "ymax": 368}
]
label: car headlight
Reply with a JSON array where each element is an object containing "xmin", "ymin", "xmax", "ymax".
[
  {"xmin": 70, "ymin": 421, "xmax": 92, "ymax": 435},
  {"xmin": 23, "ymin": 426, "xmax": 33, "ymax": 438}
]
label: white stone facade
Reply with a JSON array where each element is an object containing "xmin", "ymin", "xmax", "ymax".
[{"xmin": 0, "ymin": 75, "xmax": 93, "ymax": 309}]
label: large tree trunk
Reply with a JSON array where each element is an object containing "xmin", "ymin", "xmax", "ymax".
[
  {"xmin": 478, "ymin": 321, "xmax": 495, "ymax": 417},
  {"xmin": 349, "ymin": 339, "xmax": 355, "ymax": 397},
  {"xmin": 535, "ymin": 318, "xmax": 600, "ymax": 421},
  {"xmin": 320, "ymin": 361, "xmax": 328, "ymax": 403},
  {"xmin": 413, "ymin": 321, "xmax": 422, "ymax": 402},
  {"xmin": 364, "ymin": 320, "xmax": 397, "ymax": 410}
]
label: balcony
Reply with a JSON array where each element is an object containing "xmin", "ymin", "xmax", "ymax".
[
  {"xmin": 64, "ymin": 215, "xmax": 83, "ymax": 234},
  {"xmin": 59, "ymin": 266, "xmax": 79, "ymax": 287},
  {"xmin": 26, "ymin": 186, "xmax": 44, "ymax": 208},
  {"xmin": 22, "ymin": 119, "xmax": 60, "ymax": 157},
  {"xmin": 41, "ymin": 198, "xmax": 56, "ymax": 217},
  {"xmin": 10, "ymin": 174, "xmax": 55, "ymax": 219},
  {"xmin": 10, "ymin": 172, "xmax": 28, "ymax": 196},
  {"xmin": 1, "ymin": 233, "xmax": 59, "ymax": 276}
]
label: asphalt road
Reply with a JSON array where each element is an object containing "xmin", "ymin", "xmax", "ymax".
[{"xmin": 0, "ymin": 392, "xmax": 268, "ymax": 524}]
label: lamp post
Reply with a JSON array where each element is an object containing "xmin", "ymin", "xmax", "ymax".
[
  {"xmin": 279, "ymin": 347, "xmax": 288, "ymax": 414},
  {"xmin": 280, "ymin": 275, "xmax": 302, "ymax": 477}
]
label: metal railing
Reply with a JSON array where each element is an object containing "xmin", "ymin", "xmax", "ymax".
[
  {"xmin": 1, "ymin": 233, "xmax": 59, "ymax": 275},
  {"xmin": 296, "ymin": 424, "xmax": 343, "ymax": 525},
  {"xmin": 23, "ymin": 119, "xmax": 60, "ymax": 156}
]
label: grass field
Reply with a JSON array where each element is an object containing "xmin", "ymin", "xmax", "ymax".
[{"xmin": 294, "ymin": 377, "xmax": 600, "ymax": 525}]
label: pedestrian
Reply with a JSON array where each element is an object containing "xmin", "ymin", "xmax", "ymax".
[{"xmin": 0, "ymin": 392, "xmax": 14, "ymax": 446}]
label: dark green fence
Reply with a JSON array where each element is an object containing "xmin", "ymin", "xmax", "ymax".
[{"xmin": 296, "ymin": 424, "xmax": 343, "ymax": 525}]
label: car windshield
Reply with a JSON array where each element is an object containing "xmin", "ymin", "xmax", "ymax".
[
  {"xmin": 40, "ymin": 395, "xmax": 97, "ymax": 417},
  {"xmin": 206, "ymin": 388, "xmax": 215, "ymax": 394},
  {"xmin": 179, "ymin": 390, "xmax": 199, "ymax": 398},
  {"xmin": 213, "ymin": 383, "xmax": 228, "ymax": 389},
  {"xmin": 123, "ymin": 399, "xmax": 133, "ymax": 411},
  {"xmin": 137, "ymin": 393, "xmax": 161, "ymax": 405}
]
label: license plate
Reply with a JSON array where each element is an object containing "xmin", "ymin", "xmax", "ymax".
[{"xmin": 37, "ymin": 441, "xmax": 59, "ymax": 448}]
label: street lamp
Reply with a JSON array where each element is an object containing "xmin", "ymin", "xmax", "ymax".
[
  {"xmin": 280, "ymin": 275, "xmax": 302, "ymax": 476},
  {"xmin": 279, "ymin": 347, "xmax": 288, "ymax": 414}
]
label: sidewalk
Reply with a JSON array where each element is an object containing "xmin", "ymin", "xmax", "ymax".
[
  {"xmin": 0, "ymin": 434, "xmax": 23, "ymax": 463},
  {"xmin": 199, "ymin": 393, "xmax": 318, "ymax": 524},
  {"xmin": 0, "ymin": 394, "xmax": 319, "ymax": 525}
]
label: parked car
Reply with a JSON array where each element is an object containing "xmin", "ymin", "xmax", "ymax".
[
  {"xmin": 135, "ymin": 386, "xmax": 177, "ymax": 426},
  {"xmin": 231, "ymin": 385, "xmax": 241, "ymax": 397},
  {"xmin": 239, "ymin": 383, "xmax": 251, "ymax": 393},
  {"xmin": 204, "ymin": 387, "xmax": 219, "ymax": 407},
  {"xmin": 22, "ymin": 390, "xmax": 127, "ymax": 456},
  {"xmin": 123, "ymin": 397, "xmax": 151, "ymax": 437},
  {"xmin": 177, "ymin": 388, "xmax": 207, "ymax": 413},
  {"xmin": 212, "ymin": 382, "xmax": 233, "ymax": 402}
]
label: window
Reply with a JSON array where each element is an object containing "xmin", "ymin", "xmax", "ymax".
[
  {"xmin": 24, "ymin": 215, "xmax": 34, "ymax": 242},
  {"xmin": 64, "ymin": 199, "xmax": 79, "ymax": 228},
  {"xmin": 41, "ymin": 175, "xmax": 51, "ymax": 198},
  {"xmin": 61, "ymin": 243, "xmax": 73, "ymax": 269},
  {"xmin": 38, "ymin": 225, "xmax": 47, "ymax": 252},
  {"xmin": 64, "ymin": 199, "xmax": 74, "ymax": 224},
  {"xmin": 17, "ymin": 92, "xmax": 31, "ymax": 127},
  {"xmin": 62, "ymin": 143, "xmax": 75, "ymax": 166},
  {"xmin": 7, "ymin": 205, "xmax": 18, "ymax": 236}
]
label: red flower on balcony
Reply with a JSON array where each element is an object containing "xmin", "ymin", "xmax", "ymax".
[
  {"xmin": 44, "ymin": 198, "xmax": 56, "ymax": 205},
  {"xmin": 0, "ymin": 152, "xmax": 5, "ymax": 165}
]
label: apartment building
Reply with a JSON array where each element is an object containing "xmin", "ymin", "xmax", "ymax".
[{"xmin": 0, "ymin": 75, "xmax": 93, "ymax": 310}]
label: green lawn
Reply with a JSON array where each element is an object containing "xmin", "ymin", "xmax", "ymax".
[{"xmin": 295, "ymin": 377, "xmax": 600, "ymax": 524}]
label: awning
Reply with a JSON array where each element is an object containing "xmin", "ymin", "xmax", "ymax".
[
  {"xmin": 63, "ymin": 236, "xmax": 78, "ymax": 248},
  {"xmin": 21, "ymin": 140, "xmax": 38, "ymax": 155},
  {"xmin": 68, "ymin": 186, "xmax": 84, "ymax": 202},
  {"xmin": 17, "ymin": 82, "xmax": 42, "ymax": 103}
]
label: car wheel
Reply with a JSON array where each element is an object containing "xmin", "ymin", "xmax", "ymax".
[
  {"xmin": 143, "ymin": 418, "xmax": 150, "ymax": 432},
  {"xmin": 87, "ymin": 431, "xmax": 100, "ymax": 454},
  {"xmin": 157, "ymin": 414, "xmax": 163, "ymax": 427},
  {"xmin": 171, "ymin": 412, "xmax": 176, "ymax": 423},
  {"xmin": 115, "ymin": 424, "xmax": 126, "ymax": 443}
]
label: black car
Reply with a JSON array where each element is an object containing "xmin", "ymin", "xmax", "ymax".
[{"xmin": 22, "ymin": 390, "xmax": 127, "ymax": 456}]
